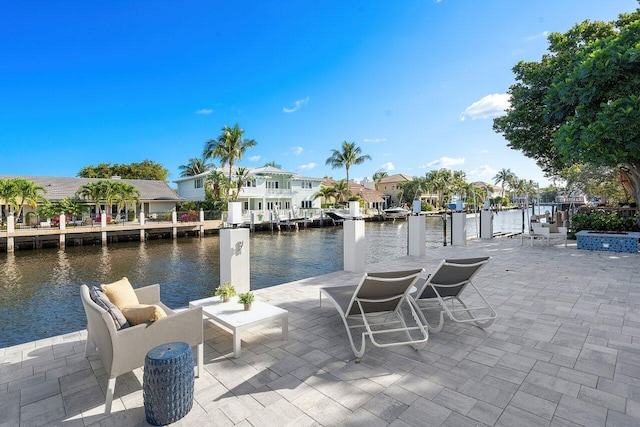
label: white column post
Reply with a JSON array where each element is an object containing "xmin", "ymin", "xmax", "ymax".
[
  {"xmin": 480, "ymin": 210, "xmax": 493, "ymax": 239},
  {"xmin": 101, "ymin": 211, "xmax": 107, "ymax": 245},
  {"xmin": 408, "ymin": 215, "xmax": 426, "ymax": 256},
  {"xmin": 172, "ymin": 208, "xmax": 177, "ymax": 239},
  {"xmin": 59, "ymin": 213, "xmax": 66, "ymax": 249},
  {"xmin": 7, "ymin": 212, "xmax": 14, "ymax": 253},
  {"xmin": 199, "ymin": 209, "xmax": 205, "ymax": 237},
  {"xmin": 220, "ymin": 228, "xmax": 250, "ymax": 294},
  {"xmin": 139, "ymin": 212, "xmax": 146, "ymax": 241},
  {"xmin": 343, "ymin": 219, "xmax": 365, "ymax": 272},
  {"xmin": 451, "ymin": 212, "xmax": 467, "ymax": 245}
]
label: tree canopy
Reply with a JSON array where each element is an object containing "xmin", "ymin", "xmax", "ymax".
[
  {"xmin": 77, "ymin": 160, "xmax": 169, "ymax": 181},
  {"xmin": 203, "ymin": 123, "xmax": 257, "ymax": 184},
  {"xmin": 494, "ymin": 5, "xmax": 640, "ymax": 202},
  {"xmin": 325, "ymin": 141, "xmax": 371, "ymax": 194}
]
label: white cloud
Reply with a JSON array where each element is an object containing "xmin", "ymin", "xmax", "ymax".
[
  {"xmin": 525, "ymin": 31, "xmax": 549, "ymax": 41},
  {"xmin": 426, "ymin": 156, "xmax": 465, "ymax": 169},
  {"xmin": 283, "ymin": 97, "xmax": 309, "ymax": 113},
  {"xmin": 460, "ymin": 93, "xmax": 510, "ymax": 121},
  {"xmin": 247, "ymin": 155, "xmax": 261, "ymax": 162},
  {"xmin": 379, "ymin": 162, "xmax": 395, "ymax": 172},
  {"xmin": 195, "ymin": 108, "xmax": 213, "ymax": 115},
  {"xmin": 468, "ymin": 164, "xmax": 497, "ymax": 178},
  {"xmin": 292, "ymin": 146, "xmax": 303, "ymax": 155},
  {"xmin": 480, "ymin": 149, "xmax": 489, "ymax": 154},
  {"xmin": 363, "ymin": 138, "xmax": 387, "ymax": 143},
  {"xmin": 298, "ymin": 162, "xmax": 317, "ymax": 170}
]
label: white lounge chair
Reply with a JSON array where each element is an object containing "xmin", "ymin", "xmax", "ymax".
[
  {"xmin": 411, "ymin": 257, "xmax": 497, "ymax": 332},
  {"xmin": 319, "ymin": 269, "xmax": 429, "ymax": 361}
]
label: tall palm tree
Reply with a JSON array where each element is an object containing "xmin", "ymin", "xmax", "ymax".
[
  {"xmin": 205, "ymin": 170, "xmax": 228, "ymax": 203},
  {"xmin": 178, "ymin": 157, "xmax": 211, "ymax": 177},
  {"xmin": 203, "ymin": 123, "xmax": 257, "ymax": 183},
  {"xmin": 493, "ymin": 168, "xmax": 515, "ymax": 198},
  {"xmin": 325, "ymin": 141, "xmax": 371, "ymax": 195}
]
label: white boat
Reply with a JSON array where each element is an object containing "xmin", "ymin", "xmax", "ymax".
[{"xmin": 383, "ymin": 207, "xmax": 410, "ymax": 218}]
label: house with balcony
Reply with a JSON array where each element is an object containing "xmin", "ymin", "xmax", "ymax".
[{"xmin": 174, "ymin": 165, "xmax": 323, "ymax": 213}]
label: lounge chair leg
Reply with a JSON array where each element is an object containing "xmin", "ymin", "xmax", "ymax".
[{"xmin": 104, "ymin": 377, "xmax": 116, "ymax": 414}]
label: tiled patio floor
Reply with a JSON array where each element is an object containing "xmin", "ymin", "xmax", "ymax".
[{"xmin": 2, "ymin": 238, "xmax": 640, "ymax": 426}]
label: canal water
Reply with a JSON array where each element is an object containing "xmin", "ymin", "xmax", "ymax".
[{"xmin": 0, "ymin": 209, "xmax": 530, "ymax": 347}]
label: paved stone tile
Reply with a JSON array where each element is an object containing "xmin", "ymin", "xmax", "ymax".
[
  {"xmin": 362, "ymin": 392, "xmax": 408, "ymax": 423},
  {"xmin": 0, "ymin": 390, "xmax": 20, "ymax": 426},
  {"xmin": 495, "ymin": 404, "xmax": 550, "ymax": 427},
  {"xmin": 555, "ymin": 394, "xmax": 607, "ymax": 427},
  {"xmin": 20, "ymin": 394, "xmax": 66, "ymax": 426},
  {"xmin": 457, "ymin": 379, "xmax": 513, "ymax": 409},
  {"xmin": 577, "ymin": 385, "xmax": 626, "ymax": 413},
  {"xmin": 399, "ymin": 396, "xmax": 452, "ymax": 426},
  {"xmin": 524, "ymin": 370, "xmax": 581, "ymax": 398},
  {"xmin": 433, "ymin": 387, "xmax": 478, "ymax": 415},
  {"xmin": 605, "ymin": 410, "xmax": 640, "ymax": 427},
  {"xmin": 509, "ymin": 390, "xmax": 557, "ymax": 420}
]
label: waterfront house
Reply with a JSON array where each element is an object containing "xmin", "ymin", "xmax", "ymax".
[
  {"xmin": 174, "ymin": 165, "xmax": 323, "ymax": 213},
  {"xmin": 0, "ymin": 175, "xmax": 182, "ymax": 223},
  {"xmin": 375, "ymin": 174, "xmax": 414, "ymax": 206}
]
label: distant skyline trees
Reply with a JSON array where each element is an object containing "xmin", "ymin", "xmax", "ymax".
[{"xmin": 77, "ymin": 160, "xmax": 169, "ymax": 181}]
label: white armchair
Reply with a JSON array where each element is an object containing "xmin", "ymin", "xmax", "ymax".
[{"xmin": 80, "ymin": 284, "xmax": 203, "ymax": 414}]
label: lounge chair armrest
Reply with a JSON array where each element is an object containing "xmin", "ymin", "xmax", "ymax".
[{"xmin": 135, "ymin": 284, "xmax": 161, "ymax": 305}]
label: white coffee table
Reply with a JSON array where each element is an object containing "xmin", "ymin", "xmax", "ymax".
[{"xmin": 189, "ymin": 296, "xmax": 288, "ymax": 358}]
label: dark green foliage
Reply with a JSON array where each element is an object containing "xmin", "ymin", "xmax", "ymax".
[{"xmin": 570, "ymin": 213, "xmax": 640, "ymax": 232}]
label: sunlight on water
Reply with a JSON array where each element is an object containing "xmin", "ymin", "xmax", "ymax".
[{"xmin": 0, "ymin": 209, "xmax": 530, "ymax": 347}]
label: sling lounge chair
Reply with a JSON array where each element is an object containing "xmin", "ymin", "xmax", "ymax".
[
  {"xmin": 412, "ymin": 257, "xmax": 497, "ymax": 333},
  {"xmin": 319, "ymin": 269, "xmax": 429, "ymax": 361}
]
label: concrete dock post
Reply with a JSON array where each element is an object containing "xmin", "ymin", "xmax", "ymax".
[
  {"xmin": 199, "ymin": 209, "xmax": 205, "ymax": 237},
  {"xmin": 408, "ymin": 215, "xmax": 426, "ymax": 256},
  {"xmin": 101, "ymin": 212, "xmax": 107, "ymax": 245},
  {"xmin": 451, "ymin": 212, "xmax": 467, "ymax": 245},
  {"xmin": 59, "ymin": 213, "xmax": 66, "ymax": 249},
  {"xmin": 220, "ymin": 202, "xmax": 250, "ymax": 293},
  {"xmin": 7, "ymin": 213, "xmax": 14, "ymax": 253},
  {"xmin": 172, "ymin": 209, "xmax": 177, "ymax": 239},
  {"xmin": 139, "ymin": 212, "xmax": 146, "ymax": 241},
  {"xmin": 344, "ymin": 202, "xmax": 365, "ymax": 272}
]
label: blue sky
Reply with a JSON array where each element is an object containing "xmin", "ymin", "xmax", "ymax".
[{"xmin": 1, "ymin": 0, "xmax": 637, "ymax": 188}]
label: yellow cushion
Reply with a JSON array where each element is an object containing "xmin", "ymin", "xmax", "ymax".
[
  {"xmin": 121, "ymin": 304, "xmax": 167, "ymax": 326},
  {"xmin": 101, "ymin": 277, "xmax": 139, "ymax": 309}
]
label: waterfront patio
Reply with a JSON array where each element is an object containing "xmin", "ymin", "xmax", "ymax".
[{"xmin": 2, "ymin": 238, "xmax": 640, "ymax": 426}]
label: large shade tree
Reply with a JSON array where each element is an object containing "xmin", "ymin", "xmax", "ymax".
[
  {"xmin": 78, "ymin": 160, "xmax": 169, "ymax": 181},
  {"xmin": 494, "ymin": 5, "xmax": 640, "ymax": 203},
  {"xmin": 325, "ymin": 141, "xmax": 371, "ymax": 195}
]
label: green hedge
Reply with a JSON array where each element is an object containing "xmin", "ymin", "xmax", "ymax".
[{"xmin": 570, "ymin": 213, "xmax": 640, "ymax": 232}]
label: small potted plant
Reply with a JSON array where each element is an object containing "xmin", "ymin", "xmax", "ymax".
[
  {"xmin": 238, "ymin": 291, "xmax": 255, "ymax": 311},
  {"xmin": 215, "ymin": 282, "xmax": 236, "ymax": 302}
]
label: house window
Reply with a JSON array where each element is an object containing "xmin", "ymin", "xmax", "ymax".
[
  {"xmin": 266, "ymin": 181, "xmax": 279, "ymax": 189},
  {"xmin": 301, "ymin": 200, "xmax": 312, "ymax": 208},
  {"xmin": 194, "ymin": 179, "xmax": 203, "ymax": 189},
  {"xmin": 243, "ymin": 202, "xmax": 249, "ymax": 210},
  {"xmin": 245, "ymin": 180, "xmax": 255, "ymax": 188},
  {"xmin": 257, "ymin": 202, "xmax": 262, "ymax": 210},
  {"xmin": 284, "ymin": 202, "xmax": 290, "ymax": 209},
  {"xmin": 300, "ymin": 180, "xmax": 312, "ymax": 189},
  {"xmin": 267, "ymin": 202, "xmax": 275, "ymax": 210}
]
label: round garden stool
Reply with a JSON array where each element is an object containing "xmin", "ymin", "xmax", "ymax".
[{"xmin": 143, "ymin": 342, "xmax": 194, "ymax": 425}]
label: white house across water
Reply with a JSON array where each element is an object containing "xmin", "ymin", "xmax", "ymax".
[{"xmin": 174, "ymin": 166, "xmax": 323, "ymax": 213}]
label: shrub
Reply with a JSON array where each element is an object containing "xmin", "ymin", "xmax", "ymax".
[{"xmin": 570, "ymin": 213, "xmax": 639, "ymax": 233}]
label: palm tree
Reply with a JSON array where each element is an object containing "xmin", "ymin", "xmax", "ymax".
[
  {"xmin": 331, "ymin": 180, "xmax": 350, "ymax": 204},
  {"xmin": 76, "ymin": 181, "xmax": 108, "ymax": 214},
  {"xmin": 373, "ymin": 171, "xmax": 388, "ymax": 184},
  {"xmin": 12, "ymin": 178, "xmax": 46, "ymax": 222},
  {"xmin": 234, "ymin": 167, "xmax": 251, "ymax": 201},
  {"xmin": 263, "ymin": 161, "xmax": 282, "ymax": 169},
  {"xmin": 203, "ymin": 123, "xmax": 257, "ymax": 183},
  {"xmin": 313, "ymin": 185, "xmax": 337, "ymax": 206},
  {"xmin": 325, "ymin": 141, "xmax": 371, "ymax": 195},
  {"xmin": 493, "ymin": 168, "xmax": 515, "ymax": 198},
  {"xmin": 205, "ymin": 170, "xmax": 228, "ymax": 203},
  {"xmin": 178, "ymin": 157, "xmax": 211, "ymax": 177},
  {"xmin": 111, "ymin": 182, "xmax": 141, "ymax": 220}
]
